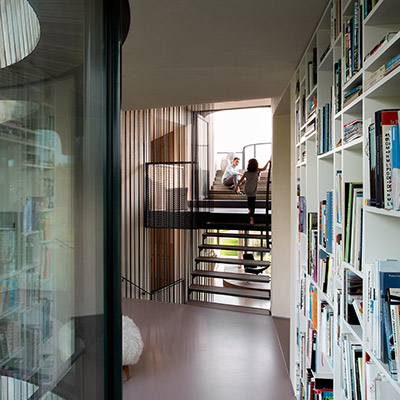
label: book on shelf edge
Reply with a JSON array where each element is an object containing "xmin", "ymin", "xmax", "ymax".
[
  {"xmin": 381, "ymin": 111, "xmax": 398, "ymax": 209},
  {"xmin": 374, "ymin": 110, "xmax": 399, "ymax": 208},
  {"xmin": 344, "ymin": 182, "xmax": 362, "ymax": 263},
  {"xmin": 392, "ymin": 121, "xmax": 400, "ymax": 211},
  {"xmin": 375, "ymin": 261, "xmax": 400, "ymax": 361}
]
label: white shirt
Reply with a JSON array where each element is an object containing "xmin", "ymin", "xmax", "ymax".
[{"xmin": 222, "ymin": 163, "xmax": 238, "ymax": 181}]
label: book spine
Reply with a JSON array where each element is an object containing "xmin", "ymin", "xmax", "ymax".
[
  {"xmin": 383, "ymin": 126, "xmax": 393, "ymax": 209},
  {"xmin": 375, "ymin": 111, "xmax": 383, "ymax": 208},
  {"xmin": 392, "ymin": 124, "xmax": 400, "ymax": 210},
  {"xmin": 382, "ymin": 111, "xmax": 399, "ymax": 209}
]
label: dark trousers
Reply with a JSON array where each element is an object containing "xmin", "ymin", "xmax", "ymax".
[{"xmin": 248, "ymin": 196, "xmax": 256, "ymax": 217}]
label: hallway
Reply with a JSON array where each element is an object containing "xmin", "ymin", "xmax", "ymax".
[{"xmin": 123, "ymin": 298, "xmax": 294, "ymax": 400}]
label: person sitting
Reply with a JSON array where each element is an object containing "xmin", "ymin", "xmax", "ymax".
[{"xmin": 222, "ymin": 157, "xmax": 244, "ymax": 191}]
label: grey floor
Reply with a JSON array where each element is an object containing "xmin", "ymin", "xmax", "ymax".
[{"xmin": 123, "ymin": 298, "xmax": 294, "ymax": 400}]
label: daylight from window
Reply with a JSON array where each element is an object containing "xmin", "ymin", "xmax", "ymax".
[{"xmin": 213, "ymin": 107, "xmax": 272, "ymax": 171}]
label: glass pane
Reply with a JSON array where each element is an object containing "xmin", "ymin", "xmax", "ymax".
[{"xmin": 0, "ymin": 0, "xmax": 108, "ymax": 398}]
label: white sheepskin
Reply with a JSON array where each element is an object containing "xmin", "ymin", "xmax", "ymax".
[{"xmin": 122, "ymin": 316, "xmax": 144, "ymax": 365}]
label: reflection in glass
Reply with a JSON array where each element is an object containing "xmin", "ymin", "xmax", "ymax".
[{"xmin": 0, "ymin": 0, "xmax": 108, "ymax": 398}]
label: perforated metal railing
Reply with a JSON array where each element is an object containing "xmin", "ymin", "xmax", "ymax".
[{"xmin": 145, "ymin": 161, "xmax": 200, "ymax": 229}]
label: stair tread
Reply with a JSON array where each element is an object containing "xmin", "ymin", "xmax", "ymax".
[
  {"xmin": 199, "ymin": 243, "xmax": 270, "ymax": 252},
  {"xmin": 206, "ymin": 222, "xmax": 269, "ymax": 231},
  {"xmin": 189, "ymin": 284, "xmax": 270, "ymax": 300},
  {"xmin": 195, "ymin": 256, "xmax": 270, "ymax": 267},
  {"xmin": 186, "ymin": 300, "xmax": 271, "ymax": 316},
  {"xmin": 203, "ymin": 232, "xmax": 268, "ymax": 240},
  {"xmin": 192, "ymin": 269, "xmax": 271, "ymax": 282}
]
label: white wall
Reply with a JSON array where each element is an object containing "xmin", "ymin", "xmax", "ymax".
[{"xmin": 271, "ymin": 113, "xmax": 292, "ymax": 318}]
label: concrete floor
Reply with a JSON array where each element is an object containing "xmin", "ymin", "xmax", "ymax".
[{"xmin": 123, "ymin": 298, "xmax": 294, "ymax": 400}]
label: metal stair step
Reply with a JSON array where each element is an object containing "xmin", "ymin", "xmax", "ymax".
[
  {"xmin": 206, "ymin": 221, "xmax": 269, "ymax": 231},
  {"xmin": 195, "ymin": 256, "xmax": 270, "ymax": 267},
  {"xmin": 203, "ymin": 232, "xmax": 269, "ymax": 240},
  {"xmin": 189, "ymin": 284, "xmax": 270, "ymax": 300},
  {"xmin": 192, "ymin": 269, "xmax": 271, "ymax": 283},
  {"xmin": 186, "ymin": 300, "xmax": 271, "ymax": 316},
  {"xmin": 199, "ymin": 243, "xmax": 270, "ymax": 253}
]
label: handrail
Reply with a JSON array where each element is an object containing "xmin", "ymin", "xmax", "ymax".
[
  {"xmin": 122, "ymin": 276, "xmax": 185, "ymax": 303},
  {"xmin": 265, "ymin": 159, "xmax": 272, "ymax": 250},
  {"xmin": 241, "ymin": 142, "xmax": 271, "ymax": 169},
  {"xmin": 152, "ymin": 278, "xmax": 185, "ymax": 295},
  {"xmin": 122, "ymin": 276, "xmax": 152, "ymax": 296}
]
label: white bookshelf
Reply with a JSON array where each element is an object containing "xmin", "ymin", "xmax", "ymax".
[{"xmin": 291, "ymin": 0, "xmax": 400, "ymax": 398}]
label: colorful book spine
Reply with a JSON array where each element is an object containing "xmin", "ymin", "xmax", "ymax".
[{"xmin": 392, "ymin": 123, "xmax": 400, "ymax": 210}]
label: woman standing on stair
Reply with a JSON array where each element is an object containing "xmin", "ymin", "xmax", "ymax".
[{"xmin": 234, "ymin": 158, "xmax": 270, "ymax": 225}]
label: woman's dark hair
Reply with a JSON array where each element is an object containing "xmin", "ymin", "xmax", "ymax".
[{"xmin": 247, "ymin": 158, "xmax": 258, "ymax": 173}]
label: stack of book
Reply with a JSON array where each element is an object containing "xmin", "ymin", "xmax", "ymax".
[
  {"xmin": 343, "ymin": 85, "xmax": 362, "ymax": 108},
  {"xmin": 365, "ymin": 53, "xmax": 400, "ymax": 91},
  {"xmin": 343, "ymin": 118, "xmax": 362, "ymax": 144}
]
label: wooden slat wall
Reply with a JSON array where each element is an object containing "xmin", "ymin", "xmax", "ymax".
[{"xmin": 121, "ymin": 107, "xmax": 201, "ymax": 302}]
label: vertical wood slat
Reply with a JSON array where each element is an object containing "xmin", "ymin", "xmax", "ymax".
[{"xmin": 121, "ymin": 107, "xmax": 195, "ymax": 302}]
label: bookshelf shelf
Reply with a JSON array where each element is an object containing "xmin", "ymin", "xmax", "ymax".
[
  {"xmin": 364, "ymin": 0, "xmax": 400, "ymax": 25},
  {"xmin": 342, "ymin": 94, "xmax": 363, "ymax": 114},
  {"xmin": 306, "ymin": 85, "xmax": 318, "ymax": 101},
  {"xmin": 364, "ymin": 205, "xmax": 400, "ymax": 217},
  {"xmin": 364, "ymin": 31, "xmax": 400, "ymax": 72},
  {"xmin": 341, "ymin": 136, "xmax": 363, "ymax": 150},
  {"xmin": 343, "ymin": 69, "xmax": 362, "ymax": 92},
  {"xmin": 291, "ymin": 1, "xmax": 400, "ymax": 398},
  {"xmin": 342, "ymin": 0, "xmax": 354, "ymax": 15},
  {"xmin": 365, "ymin": 66, "xmax": 400, "ymax": 97},
  {"xmin": 342, "ymin": 261, "xmax": 363, "ymax": 278},
  {"xmin": 342, "ymin": 319, "xmax": 362, "ymax": 343},
  {"xmin": 317, "ymin": 149, "xmax": 335, "ymax": 159},
  {"xmin": 318, "ymin": 46, "xmax": 333, "ymax": 71}
]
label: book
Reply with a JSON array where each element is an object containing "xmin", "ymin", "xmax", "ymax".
[
  {"xmin": 326, "ymin": 191, "xmax": 333, "ymax": 253},
  {"xmin": 387, "ymin": 288, "xmax": 400, "ymax": 375},
  {"xmin": 336, "ymin": 170, "xmax": 343, "ymax": 223},
  {"xmin": 392, "ymin": 122, "xmax": 400, "ymax": 210},
  {"xmin": 364, "ymin": 65, "xmax": 385, "ymax": 91},
  {"xmin": 367, "ymin": 121, "xmax": 376, "ymax": 206},
  {"xmin": 374, "ymin": 110, "xmax": 399, "ymax": 208},
  {"xmin": 344, "ymin": 182, "xmax": 362, "ymax": 263},
  {"xmin": 375, "ymin": 374, "xmax": 400, "ymax": 398},
  {"xmin": 364, "ymin": 32, "xmax": 398, "ymax": 63},
  {"xmin": 364, "ymin": 360, "xmax": 380, "ymax": 400},
  {"xmin": 375, "ymin": 261, "xmax": 400, "ymax": 360},
  {"xmin": 381, "ymin": 111, "xmax": 399, "ymax": 209},
  {"xmin": 350, "ymin": 189, "xmax": 363, "ymax": 269}
]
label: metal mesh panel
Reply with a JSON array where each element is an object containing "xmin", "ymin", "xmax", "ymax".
[{"xmin": 146, "ymin": 161, "xmax": 199, "ymax": 229}]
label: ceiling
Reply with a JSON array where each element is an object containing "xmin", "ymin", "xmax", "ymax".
[{"xmin": 122, "ymin": 0, "xmax": 327, "ymax": 111}]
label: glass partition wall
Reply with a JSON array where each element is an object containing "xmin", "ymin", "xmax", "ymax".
[{"xmin": 0, "ymin": 0, "xmax": 120, "ymax": 398}]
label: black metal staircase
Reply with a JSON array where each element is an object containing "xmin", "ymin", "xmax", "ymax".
[{"xmin": 187, "ymin": 161, "xmax": 272, "ymax": 316}]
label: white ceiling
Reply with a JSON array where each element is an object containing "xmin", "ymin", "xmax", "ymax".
[{"xmin": 122, "ymin": 0, "xmax": 327, "ymax": 111}]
